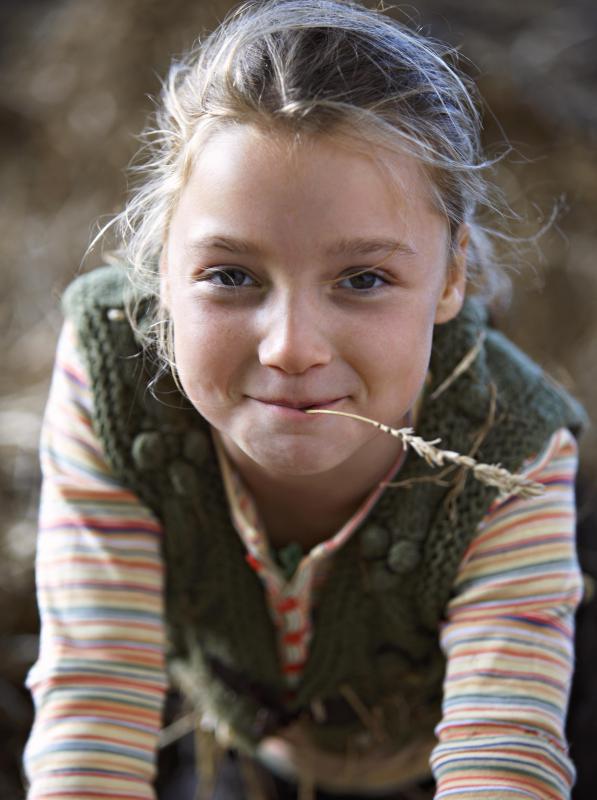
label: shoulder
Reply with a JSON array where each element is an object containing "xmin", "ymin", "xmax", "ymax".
[
  {"xmin": 62, "ymin": 263, "xmax": 133, "ymax": 320},
  {"xmin": 430, "ymin": 298, "xmax": 587, "ymax": 449},
  {"xmin": 452, "ymin": 426, "xmax": 582, "ymax": 612},
  {"xmin": 485, "ymin": 327, "xmax": 586, "ymax": 437},
  {"xmin": 61, "ymin": 265, "xmax": 154, "ymax": 384}
]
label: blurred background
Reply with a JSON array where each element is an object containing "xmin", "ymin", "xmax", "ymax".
[{"xmin": 0, "ymin": 0, "xmax": 595, "ymax": 797}]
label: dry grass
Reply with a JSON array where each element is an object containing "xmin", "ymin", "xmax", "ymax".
[{"xmin": 306, "ymin": 409, "xmax": 545, "ymax": 498}]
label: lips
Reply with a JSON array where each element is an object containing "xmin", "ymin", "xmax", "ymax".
[{"xmin": 252, "ymin": 397, "xmax": 344, "ymax": 410}]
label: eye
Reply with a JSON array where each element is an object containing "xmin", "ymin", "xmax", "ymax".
[
  {"xmin": 337, "ymin": 271, "xmax": 387, "ymax": 291},
  {"xmin": 202, "ymin": 267, "xmax": 256, "ymax": 288}
]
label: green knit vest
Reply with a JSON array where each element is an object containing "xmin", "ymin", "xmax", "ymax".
[{"xmin": 63, "ymin": 265, "xmax": 584, "ymax": 756}]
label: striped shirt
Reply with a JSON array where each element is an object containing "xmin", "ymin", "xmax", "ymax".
[
  {"xmin": 214, "ymin": 429, "xmax": 408, "ymax": 689},
  {"xmin": 24, "ymin": 323, "xmax": 582, "ymax": 799}
]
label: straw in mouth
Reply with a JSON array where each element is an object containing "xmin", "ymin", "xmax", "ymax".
[{"xmin": 305, "ymin": 408, "xmax": 545, "ymax": 499}]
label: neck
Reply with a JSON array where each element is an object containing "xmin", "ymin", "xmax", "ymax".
[{"xmin": 217, "ymin": 430, "xmax": 405, "ymax": 550}]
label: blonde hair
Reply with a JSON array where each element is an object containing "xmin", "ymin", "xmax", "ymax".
[{"xmin": 111, "ymin": 0, "xmax": 509, "ymax": 361}]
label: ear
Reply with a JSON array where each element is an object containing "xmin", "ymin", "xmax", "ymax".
[{"xmin": 434, "ymin": 223, "xmax": 468, "ymax": 324}]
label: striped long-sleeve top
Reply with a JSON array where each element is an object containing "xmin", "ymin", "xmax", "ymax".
[{"xmin": 24, "ymin": 323, "xmax": 583, "ymax": 799}]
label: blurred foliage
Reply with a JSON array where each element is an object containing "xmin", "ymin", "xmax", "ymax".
[{"xmin": 0, "ymin": 1, "xmax": 595, "ymax": 797}]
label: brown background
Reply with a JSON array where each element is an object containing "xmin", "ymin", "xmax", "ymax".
[{"xmin": 0, "ymin": 1, "xmax": 595, "ymax": 797}]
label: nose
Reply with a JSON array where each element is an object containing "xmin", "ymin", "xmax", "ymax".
[{"xmin": 257, "ymin": 292, "xmax": 333, "ymax": 375}]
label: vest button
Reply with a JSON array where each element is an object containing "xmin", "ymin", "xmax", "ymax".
[
  {"xmin": 183, "ymin": 430, "xmax": 211, "ymax": 466},
  {"xmin": 131, "ymin": 431, "xmax": 165, "ymax": 469},
  {"xmin": 169, "ymin": 460, "xmax": 201, "ymax": 497},
  {"xmin": 387, "ymin": 540, "xmax": 421, "ymax": 573},
  {"xmin": 368, "ymin": 561, "xmax": 399, "ymax": 592},
  {"xmin": 360, "ymin": 524, "xmax": 390, "ymax": 560}
]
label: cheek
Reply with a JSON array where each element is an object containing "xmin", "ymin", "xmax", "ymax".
[
  {"xmin": 377, "ymin": 333, "xmax": 432, "ymax": 384},
  {"xmin": 363, "ymin": 305, "xmax": 435, "ymax": 393},
  {"xmin": 170, "ymin": 300, "xmax": 247, "ymax": 404},
  {"xmin": 370, "ymin": 300, "xmax": 435, "ymax": 357}
]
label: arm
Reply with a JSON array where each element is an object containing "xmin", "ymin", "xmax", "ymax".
[
  {"xmin": 24, "ymin": 323, "xmax": 168, "ymax": 800},
  {"xmin": 432, "ymin": 429, "xmax": 582, "ymax": 800}
]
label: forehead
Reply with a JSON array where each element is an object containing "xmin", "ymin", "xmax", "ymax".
[
  {"xmin": 187, "ymin": 123, "xmax": 435, "ymax": 199},
  {"xmin": 169, "ymin": 124, "xmax": 446, "ymax": 253}
]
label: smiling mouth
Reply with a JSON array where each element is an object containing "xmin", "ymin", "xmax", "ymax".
[{"xmin": 253, "ymin": 398, "xmax": 344, "ymax": 411}]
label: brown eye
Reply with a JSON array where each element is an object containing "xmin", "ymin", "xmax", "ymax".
[
  {"xmin": 339, "ymin": 271, "xmax": 386, "ymax": 291},
  {"xmin": 206, "ymin": 268, "xmax": 255, "ymax": 287}
]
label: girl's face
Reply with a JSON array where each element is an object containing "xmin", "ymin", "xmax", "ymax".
[{"xmin": 163, "ymin": 126, "xmax": 466, "ymax": 479}]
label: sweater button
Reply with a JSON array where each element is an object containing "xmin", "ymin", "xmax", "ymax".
[
  {"xmin": 169, "ymin": 460, "xmax": 201, "ymax": 497},
  {"xmin": 360, "ymin": 524, "xmax": 390, "ymax": 560},
  {"xmin": 387, "ymin": 540, "xmax": 421, "ymax": 573},
  {"xmin": 368, "ymin": 561, "xmax": 399, "ymax": 592},
  {"xmin": 183, "ymin": 429, "xmax": 211, "ymax": 466},
  {"xmin": 131, "ymin": 431, "xmax": 165, "ymax": 469}
]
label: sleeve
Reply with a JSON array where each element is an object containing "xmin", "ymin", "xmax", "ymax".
[
  {"xmin": 23, "ymin": 322, "xmax": 169, "ymax": 800},
  {"xmin": 431, "ymin": 428, "xmax": 582, "ymax": 800}
]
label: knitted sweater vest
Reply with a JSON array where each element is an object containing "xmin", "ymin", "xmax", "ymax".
[{"xmin": 63, "ymin": 265, "xmax": 584, "ymax": 756}]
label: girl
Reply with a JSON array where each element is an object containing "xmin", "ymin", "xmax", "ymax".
[{"xmin": 24, "ymin": 1, "xmax": 585, "ymax": 798}]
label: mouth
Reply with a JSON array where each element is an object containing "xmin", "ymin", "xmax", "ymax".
[{"xmin": 251, "ymin": 397, "xmax": 345, "ymax": 412}]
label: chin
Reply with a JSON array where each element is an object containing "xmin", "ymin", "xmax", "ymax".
[{"xmin": 243, "ymin": 439, "xmax": 345, "ymax": 478}]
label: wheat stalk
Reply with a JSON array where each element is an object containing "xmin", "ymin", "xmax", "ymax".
[
  {"xmin": 429, "ymin": 330, "xmax": 486, "ymax": 400},
  {"xmin": 305, "ymin": 409, "xmax": 544, "ymax": 498}
]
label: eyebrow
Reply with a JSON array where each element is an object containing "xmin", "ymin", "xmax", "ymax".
[
  {"xmin": 185, "ymin": 235, "xmax": 259, "ymax": 256},
  {"xmin": 326, "ymin": 236, "xmax": 416, "ymax": 258},
  {"xmin": 184, "ymin": 234, "xmax": 417, "ymax": 258}
]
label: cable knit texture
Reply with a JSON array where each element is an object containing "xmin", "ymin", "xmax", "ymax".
[{"xmin": 62, "ymin": 264, "xmax": 585, "ymax": 757}]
